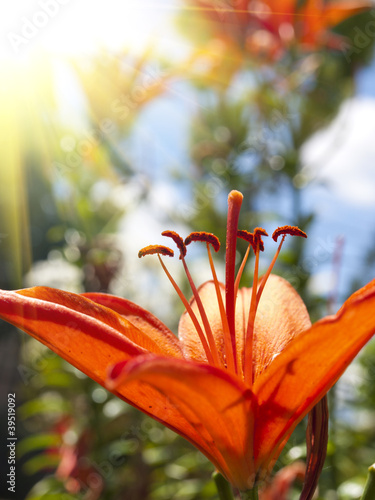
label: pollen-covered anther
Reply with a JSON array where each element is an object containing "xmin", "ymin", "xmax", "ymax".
[
  {"xmin": 185, "ymin": 232, "xmax": 221, "ymax": 252},
  {"xmin": 237, "ymin": 230, "xmax": 254, "ymax": 244},
  {"xmin": 272, "ymin": 225, "xmax": 308, "ymax": 242},
  {"xmin": 253, "ymin": 228, "xmax": 268, "ymax": 253},
  {"xmin": 162, "ymin": 230, "xmax": 187, "ymax": 258},
  {"xmin": 138, "ymin": 245, "xmax": 174, "ymax": 258},
  {"xmin": 237, "ymin": 229, "xmax": 265, "ymax": 253},
  {"xmin": 253, "ymin": 227, "xmax": 268, "ymax": 238},
  {"xmin": 256, "ymin": 238, "xmax": 265, "ymax": 252}
]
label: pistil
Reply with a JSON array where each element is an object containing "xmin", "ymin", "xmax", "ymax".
[{"xmin": 225, "ymin": 190, "xmax": 243, "ymax": 374}]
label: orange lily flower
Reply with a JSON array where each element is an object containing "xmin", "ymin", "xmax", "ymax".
[
  {"xmin": 186, "ymin": 0, "xmax": 372, "ymax": 56},
  {"xmin": 1, "ymin": 190, "xmax": 375, "ymax": 495},
  {"xmin": 275, "ymin": 0, "xmax": 373, "ymax": 49}
]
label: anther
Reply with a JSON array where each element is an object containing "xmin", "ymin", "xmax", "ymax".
[
  {"xmin": 185, "ymin": 232, "xmax": 221, "ymax": 252},
  {"xmin": 138, "ymin": 245, "xmax": 174, "ymax": 258},
  {"xmin": 186, "ymin": 229, "xmax": 235, "ymax": 372},
  {"xmin": 242, "ymin": 226, "xmax": 268, "ymax": 386},
  {"xmin": 235, "ymin": 231, "xmax": 254, "ymax": 307},
  {"xmin": 257, "ymin": 239, "xmax": 265, "ymax": 252},
  {"xmin": 255, "ymin": 225, "xmax": 308, "ymax": 317},
  {"xmin": 237, "ymin": 229, "xmax": 265, "ymax": 253},
  {"xmin": 253, "ymin": 227, "xmax": 268, "ymax": 238},
  {"xmin": 253, "ymin": 227, "xmax": 268, "ymax": 253},
  {"xmin": 272, "ymin": 225, "xmax": 307, "ymax": 242},
  {"xmin": 237, "ymin": 230, "xmax": 254, "ymax": 245},
  {"xmin": 163, "ymin": 231, "xmax": 222, "ymax": 368},
  {"xmin": 162, "ymin": 230, "xmax": 187, "ymax": 258}
]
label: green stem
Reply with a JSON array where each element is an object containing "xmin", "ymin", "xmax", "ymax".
[
  {"xmin": 240, "ymin": 488, "xmax": 259, "ymax": 500},
  {"xmin": 360, "ymin": 463, "xmax": 375, "ymax": 500},
  {"xmin": 213, "ymin": 472, "xmax": 235, "ymax": 500}
]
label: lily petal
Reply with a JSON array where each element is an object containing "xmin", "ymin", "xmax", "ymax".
[
  {"xmin": 309, "ymin": 0, "xmax": 372, "ymax": 27},
  {"xmin": 252, "ymin": 281, "xmax": 375, "ymax": 474},
  {"xmin": 178, "ymin": 275, "xmax": 310, "ymax": 377},
  {"xmin": 107, "ymin": 355, "xmax": 255, "ymax": 491},
  {"xmin": 83, "ymin": 292, "xmax": 183, "ymax": 358},
  {"xmin": 178, "ymin": 281, "xmax": 227, "ymax": 363},
  {"xmin": 237, "ymin": 275, "xmax": 311, "ymax": 380},
  {"xmin": 0, "ymin": 287, "xmax": 174, "ymax": 385}
]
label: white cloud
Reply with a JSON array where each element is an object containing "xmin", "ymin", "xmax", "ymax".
[{"xmin": 303, "ymin": 97, "xmax": 375, "ymax": 207}]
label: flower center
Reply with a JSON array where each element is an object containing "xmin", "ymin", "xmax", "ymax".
[{"xmin": 138, "ymin": 190, "xmax": 307, "ymax": 385}]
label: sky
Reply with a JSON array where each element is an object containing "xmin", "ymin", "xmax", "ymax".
[
  {"xmin": 303, "ymin": 75, "xmax": 375, "ymax": 209},
  {"xmin": 2, "ymin": 0, "xmax": 375, "ymax": 299},
  {"xmin": 2, "ymin": 0, "xmax": 374, "ymax": 207}
]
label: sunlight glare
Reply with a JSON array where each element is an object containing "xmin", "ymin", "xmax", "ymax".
[{"xmin": 1, "ymin": 0, "xmax": 182, "ymax": 61}]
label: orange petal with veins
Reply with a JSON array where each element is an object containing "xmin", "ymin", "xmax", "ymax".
[
  {"xmin": 107, "ymin": 355, "xmax": 255, "ymax": 490},
  {"xmin": 178, "ymin": 281, "xmax": 226, "ymax": 363},
  {"xmin": 253, "ymin": 281, "xmax": 375, "ymax": 475},
  {"xmin": 83, "ymin": 292, "xmax": 183, "ymax": 358},
  {"xmin": 0, "ymin": 287, "xmax": 177, "ymax": 386},
  {"xmin": 179, "ymin": 275, "xmax": 311, "ymax": 379}
]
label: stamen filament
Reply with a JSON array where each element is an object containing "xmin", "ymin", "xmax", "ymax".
[
  {"xmin": 257, "ymin": 226, "xmax": 307, "ymax": 304},
  {"xmin": 206, "ymin": 243, "xmax": 236, "ymax": 373},
  {"xmin": 180, "ymin": 256, "xmax": 223, "ymax": 368},
  {"xmin": 243, "ymin": 240, "xmax": 261, "ymax": 386},
  {"xmin": 256, "ymin": 235, "xmax": 286, "ymax": 304},
  {"xmin": 225, "ymin": 190, "xmax": 243, "ymax": 373},
  {"xmin": 157, "ymin": 255, "xmax": 216, "ymax": 365},
  {"xmin": 234, "ymin": 244, "xmax": 251, "ymax": 299},
  {"xmin": 243, "ymin": 225, "xmax": 306, "ymax": 384}
]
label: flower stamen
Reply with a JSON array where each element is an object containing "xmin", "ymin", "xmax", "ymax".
[
  {"xmin": 139, "ymin": 244, "xmax": 216, "ymax": 365},
  {"xmin": 272, "ymin": 225, "xmax": 307, "ymax": 242},
  {"xmin": 185, "ymin": 231, "xmax": 220, "ymax": 252},
  {"xmin": 257, "ymin": 225, "xmax": 307, "ymax": 303},
  {"xmin": 185, "ymin": 232, "xmax": 236, "ymax": 373},
  {"xmin": 138, "ymin": 245, "xmax": 174, "ymax": 258},
  {"xmin": 235, "ymin": 230, "xmax": 254, "ymax": 297},
  {"xmin": 243, "ymin": 228, "xmax": 268, "ymax": 386},
  {"xmin": 163, "ymin": 231, "xmax": 222, "ymax": 368},
  {"xmin": 161, "ymin": 230, "xmax": 187, "ymax": 258},
  {"xmin": 242, "ymin": 225, "xmax": 307, "ymax": 384}
]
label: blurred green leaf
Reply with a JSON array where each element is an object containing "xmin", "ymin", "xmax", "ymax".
[{"xmin": 18, "ymin": 434, "xmax": 61, "ymax": 457}]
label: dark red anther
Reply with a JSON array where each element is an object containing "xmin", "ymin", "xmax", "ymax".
[
  {"xmin": 272, "ymin": 225, "xmax": 307, "ymax": 242},
  {"xmin": 237, "ymin": 230, "xmax": 254, "ymax": 245},
  {"xmin": 162, "ymin": 230, "xmax": 187, "ymax": 258},
  {"xmin": 185, "ymin": 232, "xmax": 221, "ymax": 252},
  {"xmin": 253, "ymin": 227, "xmax": 268, "ymax": 238}
]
